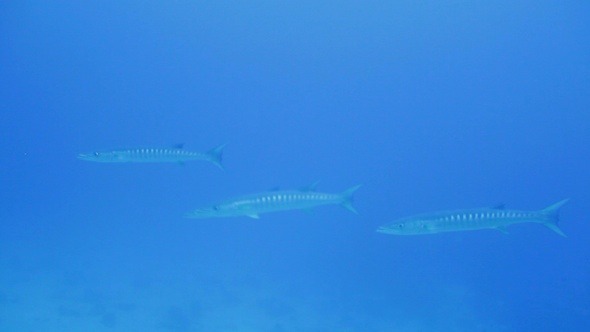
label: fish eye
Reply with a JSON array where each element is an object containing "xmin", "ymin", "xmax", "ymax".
[
  {"xmin": 213, "ymin": 206, "xmax": 219, "ymax": 211},
  {"xmin": 94, "ymin": 152, "xmax": 100, "ymax": 157},
  {"xmin": 397, "ymin": 223, "xmax": 404, "ymax": 228}
]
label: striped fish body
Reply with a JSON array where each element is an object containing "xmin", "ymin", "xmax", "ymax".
[
  {"xmin": 225, "ymin": 191, "xmax": 344, "ymax": 214},
  {"xmin": 89, "ymin": 148, "xmax": 208, "ymax": 162},
  {"xmin": 78, "ymin": 144, "xmax": 225, "ymax": 169},
  {"xmin": 377, "ymin": 199, "xmax": 568, "ymax": 237},
  {"xmin": 185, "ymin": 185, "xmax": 361, "ymax": 219}
]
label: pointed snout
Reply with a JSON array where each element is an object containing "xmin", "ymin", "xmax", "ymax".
[
  {"xmin": 77, "ymin": 153, "xmax": 93, "ymax": 161},
  {"xmin": 376, "ymin": 226, "xmax": 392, "ymax": 234},
  {"xmin": 183, "ymin": 208, "xmax": 213, "ymax": 218}
]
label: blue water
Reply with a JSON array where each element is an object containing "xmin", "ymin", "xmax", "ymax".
[{"xmin": 1, "ymin": 2, "xmax": 589, "ymax": 331}]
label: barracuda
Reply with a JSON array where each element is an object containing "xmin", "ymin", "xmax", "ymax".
[
  {"xmin": 377, "ymin": 199, "xmax": 569, "ymax": 237},
  {"xmin": 184, "ymin": 184, "xmax": 361, "ymax": 219},
  {"xmin": 77, "ymin": 144, "xmax": 226, "ymax": 169}
]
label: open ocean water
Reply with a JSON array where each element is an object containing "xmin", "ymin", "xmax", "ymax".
[{"xmin": 1, "ymin": 2, "xmax": 589, "ymax": 331}]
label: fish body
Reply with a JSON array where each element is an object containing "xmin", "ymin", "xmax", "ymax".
[
  {"xmin": 185, "ymin": 184, "xmax": 361, "ymax": 219},
  {"xmin": 377, "ymin": 199, "xmax": 569, "ymax": 237},
  {"xmin": 78, "ymin": 144, "xmax": 226, "ymax": 169}
]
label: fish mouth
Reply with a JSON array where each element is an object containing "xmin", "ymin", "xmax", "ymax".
[
  {"xmin": 184, "ymin": 212, "xmax": 203, "ymax": 218},
  {"xmin": 376, "ymin": 227, "xmax": 396, "ymax": 234},
  {"xmin": 184, "ymin": 209, "xmax": 215, "ymax": 218},
  {"xmin": 77, "ymin": 153, "xmax": 93, "ymax": 160}
]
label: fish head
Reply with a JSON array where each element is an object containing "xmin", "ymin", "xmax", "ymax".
[
  {"xmin": 184, "ymin": 207, "xmax": 220, "ymax": 219},
  {"xmin": 377, "ymin": 218, "xmax": 432, "ymax": 235},
  {"xmin": 77, "ymin": 151, "xmax": 123, "ymax": 162},
  {"xmin": 184, "ymin": 203, "xmax": 240, "ymax": 219}
]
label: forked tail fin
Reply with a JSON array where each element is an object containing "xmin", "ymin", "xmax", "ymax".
[
  {"xmin": 540, "ymin": 199, "xmax": 569, "ymax": 237},
  {"xmin": 340, "ymin": 185, "xmax": 362, "ymax": 214},
  {"xmin": 206, "ymin": 143, "xmax": 227, "ymax": 170}
]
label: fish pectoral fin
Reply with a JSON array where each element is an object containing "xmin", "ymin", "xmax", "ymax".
[
  {"xmin": 247, "ymin": 214, "xmax": 260, "ymax": 219},
  {"xmin": 494, "ymin": 226, "xmax": 509, "ymax": 234}
]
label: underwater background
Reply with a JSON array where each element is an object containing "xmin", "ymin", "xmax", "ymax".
[{"xmin": 1, "ymin": 1, "xmax": 589, "ymax": 331}]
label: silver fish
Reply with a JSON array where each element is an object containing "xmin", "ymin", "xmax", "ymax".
[
  {"xmin": 78, "ymin": 144, "xmax": 226, "ymax": 169},
  {"xmin": 185, "ymin": 183, "xmax": 361, "ymax": 219},
  {"xmin": 377, "ymin": 199, "xmax": 569, "ymax": 237}
]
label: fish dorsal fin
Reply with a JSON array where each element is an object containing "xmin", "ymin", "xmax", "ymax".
[
  {"xmin": 172, "ymin": 143, "xmax": 184, "ymax": 149},
  {"xmin": 300, "ymin": 181, "xmax": 320, "ymax": 192},
  {"xmin": 492, "ymin": 204, "xmax": 505, "ymax": 210},
  {"xmin": 247, "ymin": 214, "xmax": 260, "ymax": 219}
]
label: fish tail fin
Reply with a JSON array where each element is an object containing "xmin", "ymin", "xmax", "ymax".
[
  {"xmin": 340, "ymin": 185, "xmax": 361, "ymax": 214},
  {"xmin": 206, "ymin": 143, "xmax": 227, "ymax": 170},
  {"xmin": 540, "ymin": 199, "xmax": 569, "ymax": 237}
]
